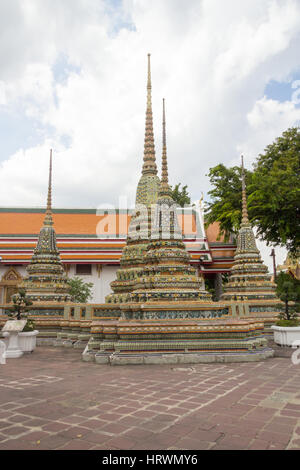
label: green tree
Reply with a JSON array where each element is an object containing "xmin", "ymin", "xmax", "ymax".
[
  {"xmin": 249, "ymin": 127, "xmax": 300, "ymax": 254},
  {"xmin": 204, "ymin": 164, "xmax": 253, "ymax": 241},
  {"xmin": 7, "ymin": 288, "xmax": 35, "ymax": 331},
  {"xmin": 171, "ymin": 183, "xmax": 191, "ymax": 207},
  {"xmin": 205, "ymin": 127, "xmax": 300, "ymax": 252},
  {"xmin": 67, "ymin": 277, "xmax": 94, "ymax": 303},
  {"xmin": 275, "ymin": 272, "xmax": 300, "ymax": 325},
  {"xmin": 8, "ymin": 288, "xmax": 33, "ymax": 320}
]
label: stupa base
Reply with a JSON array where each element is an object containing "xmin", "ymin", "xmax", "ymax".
[
  {"xmin": 82, "ymin": 316, "xmax": 274, "ymax": 365},
  {"xmin": 83, "ymin": 347, "xmax": 274, "ymax": 365}
]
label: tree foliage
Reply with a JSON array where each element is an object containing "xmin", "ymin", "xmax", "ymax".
[
  {"xmin": 8, "ymin": 288, "xmax": 33, "ymax": 320},
  {"xmin": 204, "ymin": 164, "xmax": 253, "ymax": 241},
  {"xmin": 275, "ymin": 272, "xmax": 300, "ymax": 325},
  {"xmin": 249, "ymin": 127, "xmax": 300, "ymax": 254},
  {"xmin": 205, "ymin": 127, "xmax": 300, "ymax": 252},
  {"xmin": 171, "ymin": 183, "xmax": 191, "ymax": 207},
  {"xmin": 7, "ymin": 288, "xmax": 35, "ymax": 331},
  {"xmin": 67, "ymin": 277, "xmax": 94, "ymax": 303}
]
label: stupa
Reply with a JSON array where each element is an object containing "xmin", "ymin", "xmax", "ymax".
[
  {"xmin": 21, "ymin": 150, "xmax": 71, "ymax": 303},
  {"xmin": 220, "ymin": 156, "xmax": 281, "ymax": 331},
  {"xmin": 106, "ymin": 54, "xmax": 160, "ymax": 303},
  {"xmin": 127, "ymin": 99, "xmax": 211, "ymax": 305},
  {"xmin": 83, "ymin": 86, "xmax": 273, "ymax": 365},
  {"xmin": 221, "ymin": 156, "xmax": 278, "ymax": 303}
]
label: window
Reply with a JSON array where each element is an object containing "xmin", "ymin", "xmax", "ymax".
[{"xmin": 76, "ymin": 264, "xmax": 92, "ymax": 275}]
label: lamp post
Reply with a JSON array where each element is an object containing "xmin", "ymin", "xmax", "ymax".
[{"xmin": 270, "ymin": 249, "xmax": 276, "ymax": 279}]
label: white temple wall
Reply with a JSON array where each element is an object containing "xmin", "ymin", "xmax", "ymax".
[
  {"xmin": 0, "ymin": 263, "xmax": 118, "ymax": 304},
  {"xmin": 98, "ymin": 265, "xmax": 118, "ymax": 303},
  {"xmin": 66, "ymin": 264, "xmax": 118, "ymax": 303}
]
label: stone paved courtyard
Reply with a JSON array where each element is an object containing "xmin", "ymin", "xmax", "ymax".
[{"xmin": 0, "ymin": 347, "xmax": 300, "ymax": 451}]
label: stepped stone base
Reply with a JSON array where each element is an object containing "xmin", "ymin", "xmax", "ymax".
[
  {"xmin": 82, "ymin": 316, "xmax": 274, "ymax": 365},
  {"xmin": 82, "ymin": 348, "xmax": 274, "ymax": 365}
]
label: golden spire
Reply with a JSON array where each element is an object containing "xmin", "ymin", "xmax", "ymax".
[
  {"xmin": 162, "ymin": 98, "xmax": 168, "ymax": 184},
  {"xmin": 44, "ymin": 149, "xmax": 53, "ymax": 226},
  {"xmin": 142, "ymin": 53, "xmax": 157, "ymax": 176},
  {"xmin": 159, "ymin": 98, "xmax": 172, "ymax": 198},
  {"xmin": 241, "ymin": 155, "xmax": 249, "ymax": 225}
]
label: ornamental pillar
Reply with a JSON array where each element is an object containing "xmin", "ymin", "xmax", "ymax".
[{"xmin": 214, "ymin": 273, "xmax": 223, "ymax": 301}]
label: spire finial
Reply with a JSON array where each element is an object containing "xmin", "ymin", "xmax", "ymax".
[
  {"xmin": 142, "ymin": 53, "xmax": 157, "ymax": 176},
  {"xmin": 162, "ymin": 98, "xmax": 166, "ymax": 149},
  {"xmin": 159, "ymin": 98, "xmax": 171, "ymax": 197},
  {"xmin": 147, "ymin": 53, "xmax": 151, "ymax": 97},
  {"xmin": 241, "ymin": 155, "xmax": 249, "ymax": 224},
  {"xmin": 45, "ymin": 149, "xmax": 53, "ymax": 226},
  {"xmin": 47, "ymin": 149, "xmax": 52, "ymax": 213},
  {"xmin": 161, "ymin": 98, "xmax": 168, "ymax": 186}
]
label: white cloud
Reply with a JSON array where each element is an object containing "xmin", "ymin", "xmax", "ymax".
[
  {"xmin": 235, "ymin": 96, "xmax": 300, "ymax": 164},
  {"xmin": 0, "ymin": 0, "xmax": 299, "ymax": 268}
]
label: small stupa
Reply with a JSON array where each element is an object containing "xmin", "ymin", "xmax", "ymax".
[
  {"xmin": 221, "ymin": 156, "xmax": 278, "ymax": 302},
  {"xmin": 22, "ymin": 150, "xmax": 71, "ymax": 302}
]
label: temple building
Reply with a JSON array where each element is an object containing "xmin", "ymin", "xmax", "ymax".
[{"xmin": 0, "ymin": 208, "xmax": 235, "ymax": 304}]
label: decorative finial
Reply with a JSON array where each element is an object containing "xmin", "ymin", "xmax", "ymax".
[
  {"xmin": 241, "ymin": 155, "xmax": 249, "ymax": 224},
  {"xmin": 142, "ymin": 53, "xmax": 157, "ymax": 176},
  {"xmin": 159, "ymin": 99, "xmax": 171, "ymax": 197},
  {"xmin": 45, "ymin": 149, "xmax": 53, "ymax": 226},
  {"xmin": 147, "ymin": 53, "xmax": 151, "ymax": 97},
  {"xmin": 161, "ymin": 98, "xmax": 168, "ymax": 185}
]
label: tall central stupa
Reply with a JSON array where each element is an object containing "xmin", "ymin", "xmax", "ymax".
[
  {"xmin": 106, "ymin": 54, "xmax": 160, "ymax": 303},
  {"xmin": 128, "ymin": 99, "xmax": 210, "ymax": 304}
]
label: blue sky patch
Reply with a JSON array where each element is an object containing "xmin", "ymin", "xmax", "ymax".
[
  {"xmin": 264, "ymin": 73, "xmax": 300, "ymax": 106},
  {"xmin": 0, "ymin": 110, "xmax": 43, "ymax": 163},
  {"xmin": 52, "ymin": 54, "xmax": 81, "ymax": 85}
]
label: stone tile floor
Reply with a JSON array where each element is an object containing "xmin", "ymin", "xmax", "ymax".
[{"xmin": 0, "ymin": 347, "xmax": 300, "ymax": 450}]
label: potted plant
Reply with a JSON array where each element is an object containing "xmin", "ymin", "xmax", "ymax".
[
  {"xmin": 271, "ymin": 272, "xmax": 300, "ymax": 346},
  {"xmin": 7, "ymin": 288, "xmax": 39, "ymax": 353}
]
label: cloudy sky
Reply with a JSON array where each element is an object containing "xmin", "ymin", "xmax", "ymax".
[{"xmin": 0, "ymin": 0, "xmax": 299, "ymax": 269}]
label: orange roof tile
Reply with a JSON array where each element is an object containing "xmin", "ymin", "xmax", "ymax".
[{"xmin": 0, "ymin": 210, "xmax": 198, "ymax": 237}]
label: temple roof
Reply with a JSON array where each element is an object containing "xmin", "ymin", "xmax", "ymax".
[
  {"xmin": 0, "ymin": 208, "xmax": 199, "ymax": 237},
  {"xmin": 0, "ymin": 207, "xmax": 236, "ymax": 271}
]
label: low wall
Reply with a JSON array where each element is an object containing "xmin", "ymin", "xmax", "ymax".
[{"xmin": 0, "ymin": 299, "xmax": 283, "ymax": 348}]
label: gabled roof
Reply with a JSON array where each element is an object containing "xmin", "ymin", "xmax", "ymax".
[{"xmin": 0, "ymin": 207, "xmax": 236, "ymax": 271}]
